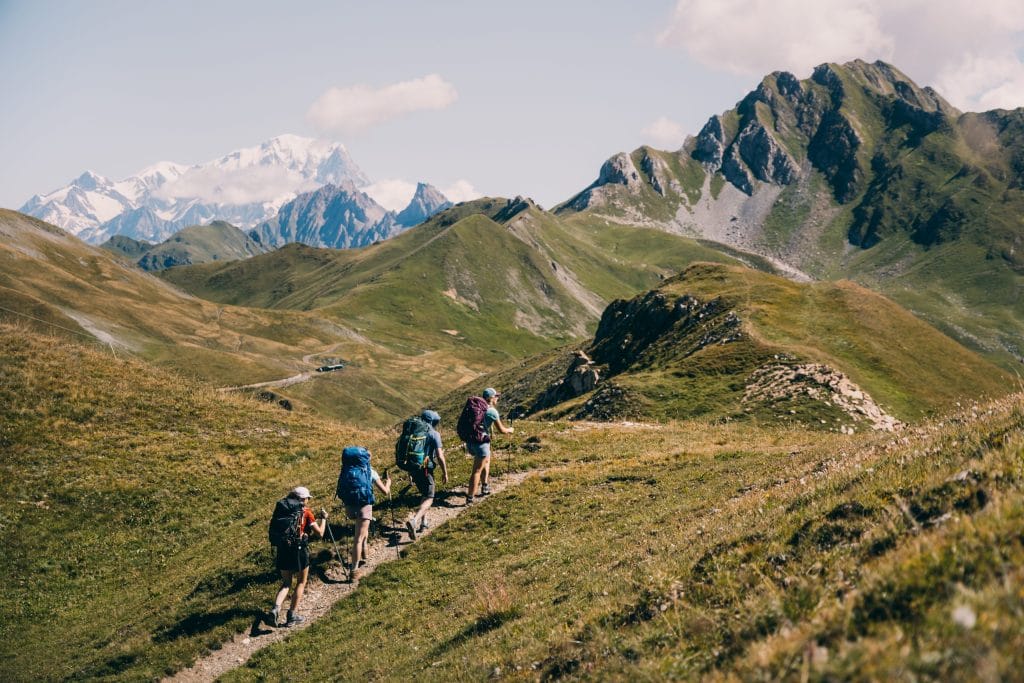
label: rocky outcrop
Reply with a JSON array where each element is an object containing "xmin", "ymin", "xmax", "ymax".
[
  {"xmin": 693, "ymin": 115, "xmax": 726, "ymax": 167},
  {"xmin": 743, "ymin": 363, "xmax": 903, "ymax": 431},
  {"xmin": 530, "ymin": 350, "xmax": 602, "ymax": 412},
  {"xmin": 597, "ymin": 152, "xmax": 643, "ymax": 193},
  {"xmin": 736, "ymin": 121, "xmax": 799, "ymax": 185},
  {"xmin": 808, "ymin": 111, "xmax": 863, "ymax": 203},
  {"xmin": 639, "ymin": 149, "xmax": 679, "ymax": 196},
  {"xmin": 720, "ymin": 147, "xmax": 754, "ymax": 195}
]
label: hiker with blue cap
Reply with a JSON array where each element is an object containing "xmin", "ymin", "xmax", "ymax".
[
  {"xmin": 457, "ymin": 387, "xmax": 514, "ymax": 505},
  {"xmin": 405, "ymin": 409, "xmax": 448, "ymax": 539}
]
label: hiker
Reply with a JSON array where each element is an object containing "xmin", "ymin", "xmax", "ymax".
[
  {"xmin": 461, "ymin": 387, "xmax": 513, "ymax": 505},
  {"xmin": 336, "ymin": 446, "xmax": 391, "ymax": 580},
  {"xmin": 267, "ymin": 486, "xmax": 327, "ymax": 627},
  {"xmin": 405, "ymin": 409, "xmax": 448, "ymax": 540}
]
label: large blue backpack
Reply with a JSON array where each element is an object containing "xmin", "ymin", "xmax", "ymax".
[{"xmin": 336, "ymin": 446, "xmax": 375, "ymax": 507}]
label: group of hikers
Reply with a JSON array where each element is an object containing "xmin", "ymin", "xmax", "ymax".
[{"xmin": 264, "ymin": 387, "xmax": 514, "ymax": 627}]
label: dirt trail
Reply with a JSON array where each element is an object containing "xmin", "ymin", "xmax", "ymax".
[{"xmin": 166, "ymin": 469, "xmax": 537, "ymax": 683}]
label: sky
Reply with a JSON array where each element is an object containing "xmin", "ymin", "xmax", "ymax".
[{"xmin": 2, "ymin": 0, "xmax": 1023, "ymax": 212}]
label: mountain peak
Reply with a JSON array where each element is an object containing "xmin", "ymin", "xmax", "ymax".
[
  {"xmin": 396, "ymin": 182, "xmax": 452, "ymax": 227},
  {"xmin": 74, "ymin": 170, "xmax": 109, "ymax": 190}
]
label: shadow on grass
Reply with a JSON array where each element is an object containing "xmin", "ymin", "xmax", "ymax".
[
  {"xmin": 432, "ymin": 607, "xmax": 522, "ymax": 655},
  {"xmin": 187, "ymin": 566, "xmax": 279, "ymax": 600},
  {"xmin": 154, "ymin": 607, "xmax": 256, "ymax": 643}
]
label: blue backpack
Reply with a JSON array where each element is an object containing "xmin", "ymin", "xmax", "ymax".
[{"xmin": 336, "ymin": 446, "xmax": 375, "ymax": 507}]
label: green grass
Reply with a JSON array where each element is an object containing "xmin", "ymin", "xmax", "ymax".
[
  {"xmin": 0, "ymin": 324, "xmax": 513, "ymax": 681},
  {"xmin": 219, "ymin": 389, "xmax": 1024, "ymax": 681},
  {"xmin": 459, "ymin": 263, "xmax": 1011, "ymax": 427}
]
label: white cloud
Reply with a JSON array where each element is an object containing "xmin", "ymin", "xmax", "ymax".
[
  {"xmin": 642, "ymin": 116, "xmax": 687, "ymax": 149},
  {"xmin": 658, "ymin": 0, "xmax": 1024, "ymax": 110},
  {"xmin": 441, "ymin": 180, "xmax": 481, "ymax": 203},
  {"xmin": 152, "ymin": 166, "xmax": 315, "ymax": 205},
  {"xmin": 307, "ymin": 74, "xmax": 458, "ymax": 134},
  {"xmin": 363, "ymin": 179, "xmax": 418, "ymax": 211}
]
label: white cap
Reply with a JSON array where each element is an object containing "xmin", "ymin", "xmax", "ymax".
[{"xmin": 290, "ymin": 486, "xmax": 312, "ymax": 499}]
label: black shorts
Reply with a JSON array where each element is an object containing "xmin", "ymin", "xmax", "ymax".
[
  {"xmin": 275, "ymin": 544, "xmax": 310, "ymax": 572},
  {"xmin": 411, "ymin": 468, "xmax": 435, "ymax": 499}
]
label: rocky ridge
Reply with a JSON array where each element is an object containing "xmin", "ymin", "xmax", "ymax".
[{"xmin": 743, "ymin": 363, "xmax": 903, "ymax": 431}]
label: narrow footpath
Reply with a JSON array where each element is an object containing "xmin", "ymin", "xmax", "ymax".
[{"xmin": 166, "ymin": 469, "xmax": 537, "ymax": 683}]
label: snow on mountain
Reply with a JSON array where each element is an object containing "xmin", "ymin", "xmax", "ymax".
[{"xmin": 19, "ymin": 135, "xmax": 369, "ymax": 244}]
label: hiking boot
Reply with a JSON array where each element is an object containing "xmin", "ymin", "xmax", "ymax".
[
  {"xmin": 480, "ymin": 483, "xmax": 492, "ymax": 495},
  {"xmin": 406, "ymin": 519, "xmax": 418, "ymax": 540},
  {"xmin": 266, "ymin": 605, "xmax": 280, "ymax": 627},
  {"xmin": 465, "ymin": 495, "xmax": 474, "ymax": 506},
  {"xmin": 419, "ymin": 519, "xmax": 430, "ymax": 532},
  {"xmin": 286, "ymin": 611, "xmax": 305, "ymax": 627}
]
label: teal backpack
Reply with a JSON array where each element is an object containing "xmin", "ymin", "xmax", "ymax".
[{"xmin": 395, "ymin": 416, "xmax": 430, "ymax": 472}]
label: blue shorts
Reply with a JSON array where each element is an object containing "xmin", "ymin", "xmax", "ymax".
[{"xmin": 467, "ymin": 441, "xmax": 491, "ymax": 458}]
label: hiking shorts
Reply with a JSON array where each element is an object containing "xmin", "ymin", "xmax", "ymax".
[
  {"xmin": 345, "ymin": 503, "xmax": 373, "ymax": 521},
  {"xmin": 467, "ymin": 441, "xmax": 491, "ymax": 459},
  {"xmin": 411, "ymin": 468, "xmax": 435, "ymax": 499},
  {"xmin": 275, "ymin": 544, "xmax": 310, "ymax": 572}
]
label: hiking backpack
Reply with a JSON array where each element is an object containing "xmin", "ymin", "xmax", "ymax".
[
  {"xmin": 268, "ymin": 496, "xmax": 306, "ymax": 549},
  {"xmin": 395, "ymin": 416, "xmax": 431, "ymax": 472},
  {"xmin": 336, "ymin": 446, "xmax": 375, "ymax": 507},
  {"xmin": 456, "ymin": 396, "xmax": 491, "ymax": 444}
]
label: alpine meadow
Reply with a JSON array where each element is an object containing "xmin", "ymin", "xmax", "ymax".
[{"xmin": 2, "ymin": 14, "xmax": 1024, "ymax": 681}]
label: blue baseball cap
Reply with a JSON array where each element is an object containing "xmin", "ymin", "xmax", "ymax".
[
  {"xmin": 483, "ymin": 387, "xmax": 500, "ymax": 399},
  {"xmin": 421, "ymin": 409, "xmax": 441, "ymax": 425}
]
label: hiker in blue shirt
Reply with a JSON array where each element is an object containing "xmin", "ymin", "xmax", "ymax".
[
  {"xmin": 466, "ymin": 387, "xmax": 513, "ymax": 505},
  {"xmin": 406, "ymin": 410, "xmax": 449, "ymax": 540}
]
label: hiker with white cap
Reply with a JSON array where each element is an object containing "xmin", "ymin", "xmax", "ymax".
[
  {"xmin": 458, "ymin": 387, "xmax": 513, "ymax": 505},
  {"xmin": 266, "ymin": 486, "xmax": 327, "ymax": 627}
]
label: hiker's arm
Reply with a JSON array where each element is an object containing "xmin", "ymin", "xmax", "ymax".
[
  {"xmin": 375, "ymin": 475, "xmax": 391, "ymax": 496},
  {"xmin": 309, "ymin": 510, "xmax": 327, "ymax": 538},
  {"xmin": 437, "ymin": 447, "xmax": 449, "ymax": 484},
  {"xmin": 495, "ymin": 418, "xmax": 514, "ymax": 435}
]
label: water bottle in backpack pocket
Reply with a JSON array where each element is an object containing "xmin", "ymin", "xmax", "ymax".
[{"xmin": 336, "ymin": 445, "xmax": 375, "ymax": 507}]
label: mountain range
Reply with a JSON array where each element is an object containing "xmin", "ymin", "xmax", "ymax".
[
  {"xmin": 19, "ymin": 135, "xmax": 370, "ymax": 244},
  {"xmin": 559, "ymin": 59, "xmax": 1024, "ymax": 370}
]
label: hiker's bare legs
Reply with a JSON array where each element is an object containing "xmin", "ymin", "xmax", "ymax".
[
  {"xmin": 482, "ymin": 457, "xmax": 491, "ymax": 487},
  {"xmin": 274, "ymin": 571, "xmax": 293, "ymax": 609},
  {"xmin": 412, "ymin": 496, "xmax": 433, "ymax": 527},
  {"xmin": 289, "ymin": 567, "xmax": 309, "ymax": 611},
  {"xmin": 468, "ymin": 456, "xmax": 488, "ymax": 498},
  {"xmin": 352, "ymin": 518, "xmax": 370, "ymax": 567}
]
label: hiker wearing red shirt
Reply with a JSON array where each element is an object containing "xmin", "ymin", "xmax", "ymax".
[{"xmin": 266, "ymin": 486, "xmax": 327, "ymax": 627}]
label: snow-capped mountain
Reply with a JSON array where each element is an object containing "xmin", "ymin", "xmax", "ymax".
[{"xmin": 20, "ymin": 135, "xmax": 368, "ymax": 244}]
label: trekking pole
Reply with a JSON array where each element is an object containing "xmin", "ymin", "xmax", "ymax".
[{"xmin": 320, "ymin": 507, "xmax": 347, "ymax": 580}]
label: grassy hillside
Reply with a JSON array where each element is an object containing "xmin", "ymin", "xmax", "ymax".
[
  {"xmin": 218, "ymin": 392, "xmax": 1024, "ymax": 681},
  {"xmin": 0, "ymin": 209, "xmax": 479, "ymax": 424},
  {"xmin": 161, "ymin": 198, "xmax": 745, "ymax": 367},
  {"xmin": 451, "ymin": 263, "xmax": 1011, "ymax": 427},
  {"xmin": 0, "ymin": 324, "xmax": 363, "ymax": 680},
  {"xmin": 0, "ymin": 323, "xmax": 559, "ymax": 681},
  {"xmin": 136, "ymin": 220, "xmax": 268, "ymax": 271}
]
